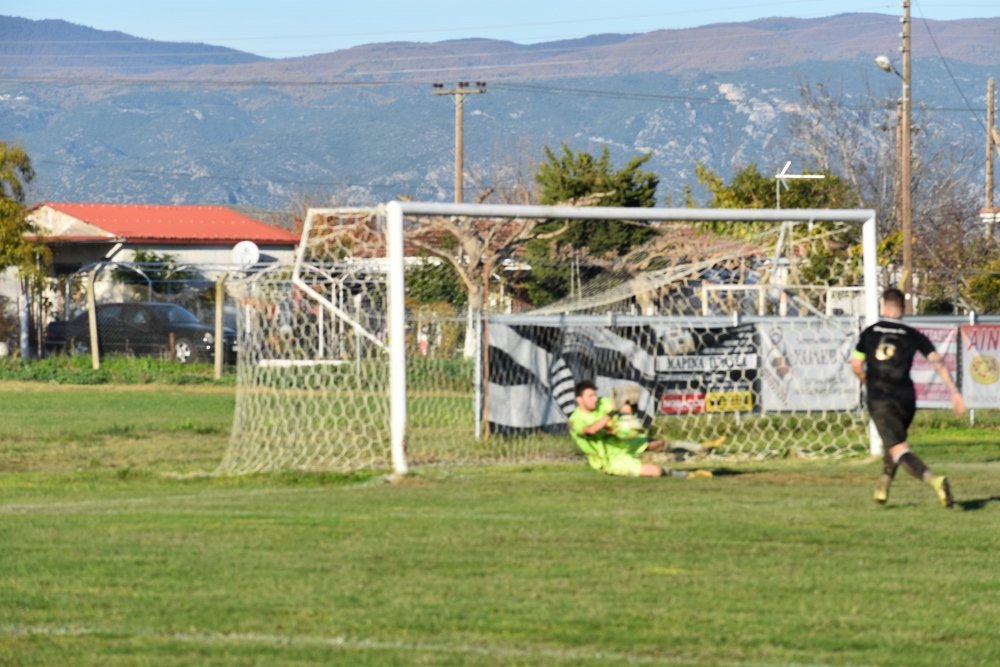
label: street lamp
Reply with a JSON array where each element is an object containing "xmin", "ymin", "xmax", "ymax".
[
  {"xmin": 874, "ymin": 55, "xmax": 896, "ymax": 75},
  {"xmin": 875, "ymin": 6, "xmax": 913, "ymax": 312}
]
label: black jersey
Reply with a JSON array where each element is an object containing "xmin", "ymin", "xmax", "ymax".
[{"xmin": 854, "ymin": 318, "xmax": 936, "ymax": 403}]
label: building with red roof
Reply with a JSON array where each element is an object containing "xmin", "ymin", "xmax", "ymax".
[
  {"xmin": 28, "ymin": 202, "xmax": 299, "ymax": 273},
  {"xmin": 0, "ymin": 203, "xmax": 304, "ymax": 356}
]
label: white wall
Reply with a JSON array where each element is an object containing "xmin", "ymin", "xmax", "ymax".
[{"xmin": 114, "ymin": 244, "xmax": 295, "ymax": 267}]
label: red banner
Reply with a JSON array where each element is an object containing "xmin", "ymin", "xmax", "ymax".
[
  {"xmin": 660, "ymin": 392, "xmax": 705, "ymax": 414},
  {"xmin": 914, "ymin": 325, "xmax": 959, "ymax": 408}
]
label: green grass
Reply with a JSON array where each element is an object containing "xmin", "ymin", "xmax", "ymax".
[
  {"xmin": 0, "ymin": 382, "xmax": 234, "ymax": 475},
  {"xmin": 2, "ymin": 384, "xmax": 999, "ymax": 666},
  {"xmin": 0, "ymin": 354, "xmax": 236, "ymax": 385}
]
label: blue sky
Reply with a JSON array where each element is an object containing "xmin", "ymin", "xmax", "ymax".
[{"xmin": 6, "ymin": 0, "xmax": 999, "ymax": 58}]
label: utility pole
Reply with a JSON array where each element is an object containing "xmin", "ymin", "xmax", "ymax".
[
  {"xmin": 896, "ymin": 99, "xmax": 903, "ymax": 231},
  {"xmin": 984, "ymin": 77, "xmax": 999, "ymax": 241},
  {"xmin": 433, "ymin": 81, "xmax": 486, "ymax": 203},
  {"xmin": 900, "ymin": 0, "xmax": 913, "ymax": 313},
  {"xmin": 876, "ymin": 1, "xmax": 913, "ymax": 312}
]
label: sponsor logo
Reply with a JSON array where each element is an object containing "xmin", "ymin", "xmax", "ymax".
[
  {"xmin": 969, "ymin": 354, "xmax": 1000, "ymax": 385},
  {"xmin": 660, "ymin": 393, "xmax": 705, "ymax": 414},
  {"xmin": 706, "ymin": 391, "xmax": 754, "ymax": 413}
]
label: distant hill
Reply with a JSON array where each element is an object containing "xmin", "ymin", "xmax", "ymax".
[
  {"xmin": 0, "ymin": 13, "xmax": 998, "ymax": 212},
  {"xmin": 224, "ymin": 13, "xmax": 998, "ymax": 81},
  {"xmin": 0, "ymin": 15, "xmax": 263, "ymax": 76},
  {"xmin": 6, "ymin": 13, "xmax": 998, "ymax": 81}
]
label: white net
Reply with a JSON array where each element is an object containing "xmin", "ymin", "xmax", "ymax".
[
  {"xmin": 220, "ymin": 204, "xmax": 877, "ymax": 474},
  {"xmin": 220, "ymin": 261, "xmax": 393, "ymax": 473}
]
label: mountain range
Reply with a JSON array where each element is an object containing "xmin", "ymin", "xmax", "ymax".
[{"xmin": 1, "ymin": 13, "xmax": 999, "ymax": 216}]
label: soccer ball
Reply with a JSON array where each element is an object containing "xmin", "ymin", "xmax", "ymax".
[{"xmin": 614, "ymin": 413, "xmax": 644, "ymax": 439}]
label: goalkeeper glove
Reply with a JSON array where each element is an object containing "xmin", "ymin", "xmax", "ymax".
[{"xmin": 597, "ymin": 396, "xmax": 617, "ymax": 416}]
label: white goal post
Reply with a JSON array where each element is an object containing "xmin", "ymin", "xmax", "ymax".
[{"xmin": 314, "ymin": 202, "xmax": 877, "ymax": 476}]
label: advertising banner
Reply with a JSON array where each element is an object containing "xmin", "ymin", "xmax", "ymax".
[
  {"xmin": 913, "ymin": 325, "xmax": 960, "ymax": 408},
  {"xmin": 655, "ymin": 323, "xmax": 757, "ymax": 415},
  {"xmin": 959, "ymin": 324, "xmax": 1000, "ymax": 408},
  {"xmin": 758, "ymin": 320, "xmax": 859, "ymax": 411},
  {"xmin": 486, "ymin": 320, "xmax": 758, "ymax": 433}
]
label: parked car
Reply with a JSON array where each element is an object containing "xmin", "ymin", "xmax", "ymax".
[{"xmin": 44, "ymin": 302, "xmax": 237, "ymax": 364}]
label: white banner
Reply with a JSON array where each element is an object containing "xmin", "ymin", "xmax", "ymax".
[
  {"xmin": 758, "ymin": 321, "xmax": 859, "ymax": 411},
  {"xmin": 913, "ymin": 325, "xmax": 960, "ymax": 408},
  {"xmin": 960, "ymin": 324, "xmax": 1000, "ymax": 408}
]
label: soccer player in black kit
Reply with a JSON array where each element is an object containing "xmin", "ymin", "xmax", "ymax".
[{"xmin": 851, "ymin": 288, "xmax": 966, "ymax": 507}]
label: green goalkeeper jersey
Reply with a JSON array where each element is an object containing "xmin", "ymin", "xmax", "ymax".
[{"xmin": 568, "ymin": 397, "xmax": 646, "ymax": 471}]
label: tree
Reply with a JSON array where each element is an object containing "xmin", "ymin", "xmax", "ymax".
[
  {"xmin": 0, "ymin": 142, "xmax": 47, "ymax": 277},
  {"xmin": 298, "ymin": 148, "xmax": 567, "ymax": 358},
  {"xmin": 111, "ymin": 249, "xmax": 202, "ymax": 296},
  {"xmin": 696, "ymin": 162, "xmax": 858, "ymax": 217},
  {"xmin": 403, "ymin": 191, "xmax": 572, "ymax": 355},
  {"xmin": 405, "ymin": 256, "xmax": 467, "ymax": 308},
  {"xmin": 966, "ymin": 259, "xmax": 1000, "ymax": 314},
  {"xmin": 400, "ymin": 143, "xmax": 666, "ymax": 352},
  {"xmin": 299, "ymin": 145, "xmax": 659, "ymax": 355},
  {"xmin": 695, "ymin": 162, "xmax": 862, "ymax": 286},
  {"xmin": 0, "ymin": 143, "xmax": 51, "ymax": 354},
  {"xmin": 535, "ymin": 144, "xmax": 658, "ymax": 254},
  {"xmin": 512, "ymin": 145, "xmax": 659, "ymax": 306},
  {"xmin": 787, "ymin": 82, "xmax": 985, "ymax": 300}
]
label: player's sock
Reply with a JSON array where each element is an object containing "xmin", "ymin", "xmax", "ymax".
[
  {"xmin": 897, "ymin": 452, "xmax": 929, "ymax": 481},
  {"xmin": 874, "ymin": 457, "xmax": 898, "ymax": 504},
  {"xmin": 882, "ymin": 455, "xmax": 899, "ymax": 481}
]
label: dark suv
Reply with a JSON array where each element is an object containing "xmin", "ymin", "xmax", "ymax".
[{"xmin": 44, "ymin": 302, "xmax": 237, "ymax": 364}]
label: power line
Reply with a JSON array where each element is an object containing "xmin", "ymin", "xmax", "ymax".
[
  {"xmin": 0, "ymin": 75, "xmax": 403, "ymax": 87},
  {"xmin": 0, "ymin": 42, "xmax": 597, "ymax": 62},
  {"xmin": 913, "ymin": 0, "xmax": 991, "ymax": 134},
  {"xmin": 0, "ymin": 71, "xmax": 990, "ymax": 114},
  {"xmin": 30, "ymin": 158, "xmax": 439, "ymax": 192},
  {"xmin": 493, "ymin": 82, "xmax": 724, "ymax": 104}
]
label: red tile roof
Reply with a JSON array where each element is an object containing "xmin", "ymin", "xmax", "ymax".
[{"xmin": 32, "ymin": 202, "xmax": 299, "ymax": 246}]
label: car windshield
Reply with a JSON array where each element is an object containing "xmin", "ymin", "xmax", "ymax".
[
  {"xmin": 158, "ymin": 305, "xmax": 200, "ymax": 324},
  {"xmin": 94, "ymin": 305, "xmax": 122, "ymax": 323}
]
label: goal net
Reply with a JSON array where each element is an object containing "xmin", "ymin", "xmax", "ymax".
[{"xmin": 219, "ymin": 202, "xmax": 879, "ymax": 475}]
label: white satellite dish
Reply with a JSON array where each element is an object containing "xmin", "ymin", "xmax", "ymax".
[{"xmin": 231, "ymin": 240, "xmax": 260, "ymax": 269}]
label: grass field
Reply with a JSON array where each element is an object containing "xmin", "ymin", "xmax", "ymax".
[{"xmin": 2, "ymin": 383, "xmax": 999, "ymax": 666}]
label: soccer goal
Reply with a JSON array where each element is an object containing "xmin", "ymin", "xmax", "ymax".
[{"xmin": 219, "ymin": 202, "xmax": 879, "ymax": 476}]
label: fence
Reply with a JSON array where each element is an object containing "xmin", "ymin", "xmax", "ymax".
[{"xmin": 32, "ymin": 261, "xmax": 245, "ymax": 370}]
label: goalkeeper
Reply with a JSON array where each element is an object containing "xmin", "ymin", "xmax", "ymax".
[{"xmin": 568, "ymin": 380, "xmax": 722, "ymax": 478}]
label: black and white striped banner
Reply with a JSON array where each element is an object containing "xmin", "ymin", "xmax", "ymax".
[{"xmin": 486, "ymin": 318, "xmax": 758, "ymax": 434}]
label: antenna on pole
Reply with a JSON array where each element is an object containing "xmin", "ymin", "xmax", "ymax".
[{"xmin": 774, "ymin": 161, "xmax": 825, "ymax": 209}]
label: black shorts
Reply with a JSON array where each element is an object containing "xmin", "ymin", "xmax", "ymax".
[{"xmin": 868, "ymin": 399, "xmax": 916, "ymax": 449}]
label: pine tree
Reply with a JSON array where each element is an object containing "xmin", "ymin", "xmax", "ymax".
[{"xmin": 514, "ymin": 145, "xmax": 659, "ymax": 306}]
